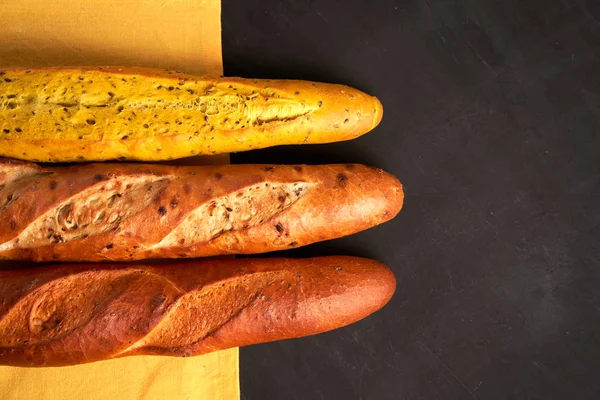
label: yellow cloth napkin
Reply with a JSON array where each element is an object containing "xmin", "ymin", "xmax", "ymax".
[
  {"xmin": 0, "ymin": 1, "xmax": 239, "ymax": 399},
  {"xmin": 0, "ymin": 350, "xmax": 239, "ymax": 400}
]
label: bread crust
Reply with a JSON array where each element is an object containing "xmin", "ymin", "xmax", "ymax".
[
  {"xmin": 0, "ymin": 159, "xmax": 403, "ymax": 261},
  {"xmin": 0, "ymin": 256, "xmax": 396, "ymax": 367},
  {"xmin": 0, "ymin": 67, "xmax": 383, "ymax": 162}
]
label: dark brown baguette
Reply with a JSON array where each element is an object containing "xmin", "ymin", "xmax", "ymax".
[
  {"xmin": 0, "ymin": 256, "xmax": 395, "ymax": 367},
  {"xmin": 0, "ymin": 159, "xmax": 403, "ymax": 262}
]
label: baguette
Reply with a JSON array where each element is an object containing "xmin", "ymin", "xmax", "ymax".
[
  {"xmin": 0, "ymin": 256, "xmax": 395, "ymax": 367},
  {"xmin": 0, "ymin": 159, "xmax": 403, "ymax": 262},
  {"xmin": 0, "ymin": 67, "xmax": 383, "ymax": 162}
]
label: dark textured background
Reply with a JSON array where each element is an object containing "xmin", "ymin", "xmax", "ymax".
[{"xmin": 223, "ymin": 1, "xmax": 600, "ymax": 399}]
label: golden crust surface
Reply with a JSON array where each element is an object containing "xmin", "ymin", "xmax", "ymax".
[{"xmin": 0, "ymin": 67, "xmax": 383, "ymax": 161}]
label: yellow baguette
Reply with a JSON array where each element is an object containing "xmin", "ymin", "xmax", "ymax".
[{"xmin": 0, "ymin": 67, "xmax": 383, "ymax": 162}]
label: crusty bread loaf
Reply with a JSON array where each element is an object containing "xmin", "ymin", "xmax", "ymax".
[
  {"xmin": 0, "ymin": 256, "xmax": 395, "ymax": 367},
  {"xmin": 0, "ymin": 159, "xmax": 403, "ymax": 262},
  {"xmin": 0, "ymin": 67, "xmax": 383, "ymax": 162}
]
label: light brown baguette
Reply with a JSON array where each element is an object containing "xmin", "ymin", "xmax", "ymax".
[
  {"xmin": 0, "ymin": 159, "xmax": 403, "ymax": 262},
  {"xmin": 0, "ymin": 67, "xmax": 383, "ymax": 162},
  {"xmin": 0, "ymin": 256, "xmax": 395, "ymax": 367}
]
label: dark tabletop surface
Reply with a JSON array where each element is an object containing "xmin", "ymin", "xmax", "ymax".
[{"xmin": 223, "ymin": 1, "xmax": 600, "ymax": 399}]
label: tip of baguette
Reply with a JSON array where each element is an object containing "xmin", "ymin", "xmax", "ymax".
[
  {"xmin": 371, "ymin": 96, "xmax": 384, "ymax": 130},
  {"xmin": 353, "ymin": 256, "xmax": 397, "ymax": 316},
  {"xmin": 296, "ymin": 256, "xmax": 397, "ymax": 334},
  {"xmin": 373, "ymin": 167, "xmax": 404, "ymax": 224}
]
